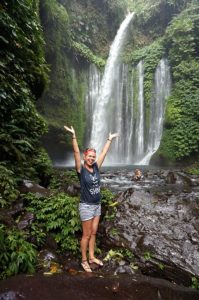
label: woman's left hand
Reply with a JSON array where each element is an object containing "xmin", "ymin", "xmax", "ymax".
[{"xmin": 108, "ymin": 132, "xmax": 119, "ymax": 141}]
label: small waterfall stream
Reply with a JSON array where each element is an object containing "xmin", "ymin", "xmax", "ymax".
[
  {"xmin": 135, "ymin": 61, "xmax": 144, "ymax": 160},
  {"xmin": 137, "ymin": 58, "xmax": 171, "ymax": 165},
  {"xmin": 85, "ymin": 64, "xmax": 101, "ymax": 145}
]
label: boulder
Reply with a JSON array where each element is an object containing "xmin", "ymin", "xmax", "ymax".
[
  {"xmin": 18, "ymin": 180, "xmax": 50, "ymax": 197},
  {"xmin": 104, "ymin": 187, "xmax": 199, "ymax": 285}
]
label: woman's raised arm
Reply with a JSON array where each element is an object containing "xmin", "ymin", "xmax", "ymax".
[
  {"xmin": 64, "ymin": 125, "xmax": 81, "ymax": 172},
  {"xmin": 96, "ymin": 132, "xmax": 119, "ymax": 168}
]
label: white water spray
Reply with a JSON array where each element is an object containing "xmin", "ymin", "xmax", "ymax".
[
  {"xmin": 136, "ymin": 58, "xmax": 171, "ymax": 165},
  {"xmin": 90, "ymin": 13, "xmax": 135, "ymax": 155},
  {"xmin": 135, "ymin": 61, "xmax": 144, "ymax": 158},
  {"xmin": 86, "ymin": 15, "xmax": 171, "ymax": 166}
]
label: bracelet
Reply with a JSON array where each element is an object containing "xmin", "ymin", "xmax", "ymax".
[
  {"xmin": 72, "ymin": 137, "xmax": 76, "ymax": 139},
  {"xmin": 107, "ymin": 138, "xmax": 112, "ymax": 141}
]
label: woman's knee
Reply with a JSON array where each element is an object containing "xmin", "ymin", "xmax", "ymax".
[
  {"xmin": 82, "ymin": 231, "xmax": 92, "ymax": 240},
  {"xmin": 91, "ymin": 229, "xmax": 97, "ymax": 236}
]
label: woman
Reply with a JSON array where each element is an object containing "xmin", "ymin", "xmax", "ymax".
[{"xmin": 64, "ymin": 125, "xmax": 118, "ymax": 272}]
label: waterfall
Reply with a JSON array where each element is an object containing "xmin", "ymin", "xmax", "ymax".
[
  {"xmin": 90, "ymin": 13, "xmax": 135, "ymax": 159},
  {"xmin": 86, "ymin": 14, "xmax": 171, "ymax": 165},
  {"xmin": 137, "ymin": 58, "xmax": 171, "ymax": 165},
  {"xmin": 85, "ymin": 64, "xmax": 101, "ymax": 145},
  {"xmin": 135, "ymin": 61, "xmax": 144, "ymax": 159}
]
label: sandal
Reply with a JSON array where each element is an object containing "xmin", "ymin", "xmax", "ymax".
[
  {"xmin": 89, "ymin": 257, "xmax": 103, "ymax": 266},
  {"xmin": 81, "ymin": 261, "xmax": 92, "ymax": 272}
]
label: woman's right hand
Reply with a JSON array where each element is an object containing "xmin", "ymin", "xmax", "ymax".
[
  {"xmin": 64, "ymin": 125, "xmax": 80, "ymax": 171},
  {"xmin": 64, "ymin": 125, "xmax": 75, "ymax": 136}
]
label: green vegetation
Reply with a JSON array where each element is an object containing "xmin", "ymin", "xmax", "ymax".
[
  {"xmin": 0, "ymin": 164, "xmax": 19, "ymax": 207},
  {"xmin": 101, "ymin": 188, "xmax": 118, "ymax": 221},
  {"xmin": 0, "ymin": 0, "xmax": 52, "ymax": 279},
  {"xmin": 144, "ymin": 251, "xmax": 153, "ymax": 260},
  {"xmin": 192, "ymin": 276, "xmax": 199, "ymax": 290},
  {"xmin": 0, "ymin": 225, "xmax": 37, "ymax": 279},
  {"xmin": 0, "ymin": 0, "xmax": 52, "ymax": 202},
  {"xmin": 158, "ymin": 263, "xmax": 165, "ymax": 270},
  {"xmin": 104, "ymin": 248, "xmax": 134, "ymax": 262},
  {"xmin": 123, "ymin": 1, "xmax": 199, "ymax": 163},
  {"xmin": 0, "ymin": 158, "xmax": 117, "ymax": 277},
  {"xmin": 184, "ymin": 162, "xmax": 199, "ymax": 175},
  {"xmin": 158, "ymin": 4, "xmax": 199, "ymax": 161},
  {"xmin": 39, "ymin": 0, "xmax": 98, "ymax": 150},
  {"xmin": 63, "ymin": 0, "xmax": 128, "ymax": 54},
  {"xmin": 72, "ymin": 41, "xmax": 105, "ymax": 68},
  {"xmin": 49, "ymin": 169, "xmax": 79, "ymax": 190},
  {"xmin": 25, "ymin": 192, "xmax": 81, "ymax": 253}
]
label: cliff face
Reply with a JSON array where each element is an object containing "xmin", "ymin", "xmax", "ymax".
[
  {"xmin": 38, "ymin": 0, "xmax": 126, "ymax": 160},
  {"xmin": 39, "ymin": 0, "xmax": 199, "ymax": 164}
]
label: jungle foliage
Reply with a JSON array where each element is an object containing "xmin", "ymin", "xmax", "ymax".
[
  {"xmin": 0, "ymin": 0, "xmax": 51, "ymax": 185},
  {"xmin": 25, "ymin": 192, "xmax": 81, "ymax": 253},
  {"xmin": 160, "ymin": 4, "xmax": 199, "ymax": 160},
  {"xmin": 0, "ymin": 1, "xmax": 54, "ymax": 278},
  {"xmin": 0, "ymin": 168, "xmax": 115, "ymax": 279},
  {"xmin": 124, "ymin": 0, "xmax": 199, "ymax": 162}
]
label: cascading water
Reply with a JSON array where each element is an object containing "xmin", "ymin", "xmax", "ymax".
[
  {"xmin": 86, "ymin": 14, "xmax": 171, "ymax": 165},
  {"xmin": 90, "ymin": 12, "xmax": 135, "ymax": 160},
  {"xmin": 87, "ymin": 58, "xmax": 171, "ymax": 165},
  {"xmin": 85, "ymin": 64, "xmax": 101, "ymax": 145},
  {"xmin": 135, "ymin": 61, "xmax": 144, "ymax": 159},
  {"xmin": 137, "ymin": 58, "xmax": 171, "ymax": 165}
]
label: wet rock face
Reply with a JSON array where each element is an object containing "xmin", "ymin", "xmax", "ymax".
[
  {"xmin": 17, "ymin": 212, "xmax": 34, "ymax": 230},
  {"xmin": 18, "ymin": 180, "xmax": 50, "ymax": 197},
  {"xmin": 102, "ymin": 169, "xmax": 199, "ymax": 285},
  {"xmin": 0, "ymin": 273, "xmax": 199, "ymax": 300},
  {"xmin": 66, "ymin": 184, "xmax": 80, "ymax": 197},
  {"xmin": 0, "ymin": 290, "xmax": 24, "ymax": 300},
  {"xmin": 165, "ymin": 171, "xmax": 176, "ymax": 184}
]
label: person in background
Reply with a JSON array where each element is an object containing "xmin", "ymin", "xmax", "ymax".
[
  {"xmin": 133, "ymin": 169, "xmax": 143, "ymax": 181},
  {"xmin": 64, "ymin": 125, "xmax": 119, "ymax": 272}
]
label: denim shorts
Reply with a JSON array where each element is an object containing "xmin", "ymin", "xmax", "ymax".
[{"xmin": 79, "ymin": 203, "xmax": 101, "ymax": 221}]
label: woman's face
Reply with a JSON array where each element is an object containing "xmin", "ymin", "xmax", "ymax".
[{"xmin": 83, "ymin": 150, "xmax": 96, "ymax": 167}]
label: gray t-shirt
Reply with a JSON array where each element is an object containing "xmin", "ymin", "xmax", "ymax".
[{"xmin": 77, "ymin": 162, "xmax": 101, "ymax": 205}]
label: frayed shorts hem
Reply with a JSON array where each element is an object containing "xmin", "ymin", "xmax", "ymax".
[{"xmin": 79, "ymin": 203, "xmax": 101, "ymax": 222}]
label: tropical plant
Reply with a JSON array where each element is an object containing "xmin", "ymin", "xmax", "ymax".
[
  {"xmin": 0, "ymin": 0, "xmax": 49, "ymax": 182},
  {"xmin": 25, "ymin": 192, "xmax": 81, "ymax": 253},
  {"xmin": 0, "ymin": 163, "xmax": 19, "ymax": 207},
  {"xmin": 0, "ymin": 224, "xmax": 37, "ymax": 279}
]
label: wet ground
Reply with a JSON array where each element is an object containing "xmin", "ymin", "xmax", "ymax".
[{"xmin": 0, "ymin": 272, "xmax": 199, "ymax": 300}]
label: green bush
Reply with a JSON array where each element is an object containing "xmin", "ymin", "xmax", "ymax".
[
  {"xmin": 192, "ymin": 276, "xmax": 199, "ymax": 290},
  {"xmin": 0, "ymin": 224, "xmax": 37, "ymax": 279},
  {"xmin": 184, "ymin": 161, "xmax": 199, "ymax": 175},
  {"xmin": 26, "ymin": 192, "xmax": 81, "ymax": 253},
  {"xmin": 72, "ymin": 41, "xmax": 105, "ymax": 68},
  {"xmin": 0, "ymin": 0, "xmax": 49, "ymax": 182},
  {"xmin": 0, "ymin": 164, "xmax": 19, "ymax": 207},
  {"xmin": 101, "ymin": 188, "xmax": 115, "ymax": 205},
  {"xmin": 31, "ymin": 147, "xmax": 53, "ymax": 186},
  {"xmin": 49, "ymin": 169, "xmax": 79, "ymax": 191}
]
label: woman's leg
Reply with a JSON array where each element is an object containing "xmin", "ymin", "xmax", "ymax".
[
  {"xmin": 88, "ymin": 215, "xmax": 100, "ymax": 260},
  {"xmin": 81, "ymin": 219, "xmax": 93, "ymax": 261}
]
